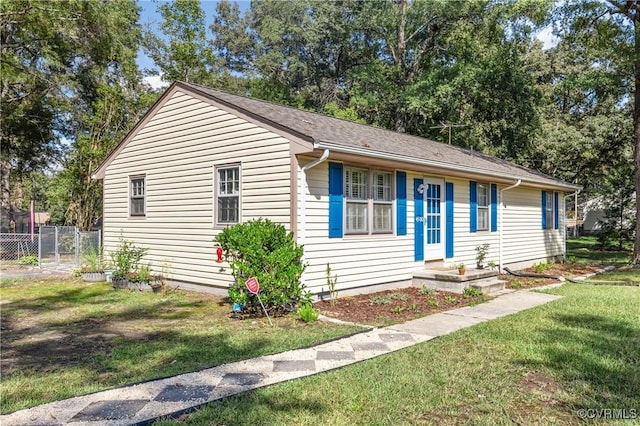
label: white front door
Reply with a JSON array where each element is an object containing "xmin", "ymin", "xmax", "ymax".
[{"xmin": 424, "ymin": 177, "xmax": 445, "ymax": 260}]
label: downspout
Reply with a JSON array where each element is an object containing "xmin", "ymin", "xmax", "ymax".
[
  {"xmin": 498, "ymin": 179, "xmax": 522, "ymax": 273},
  {"xmin": 563, "ymin": 189, "xmax": 581, "ymax": 261},
  {"xmin": 299, "ymin": 149, "xmax": 330, "ymax": 247}
]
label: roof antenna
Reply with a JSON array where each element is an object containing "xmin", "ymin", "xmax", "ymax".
[{"xmin": 430, "ymin": 122, "xmax": 468, "ymax": 144}]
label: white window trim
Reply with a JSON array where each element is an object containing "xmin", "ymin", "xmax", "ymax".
[
  {"xmin": 545, "ymin": 191, "xmax": 554, "ymax": 230},
  {"xmin": 129, "ymin": 175, "xmax": 146, "ymax": 217},
  {"xmin": 215, "ymin": 164, "xmax": 241, "ymax": 227},
  {"xmin": 477, "ymin": 182, "xmax": 490, "ymax": 231},
  {"xmin": 344, "ymin": 166, "xmax": 394, "ymax": 236}
]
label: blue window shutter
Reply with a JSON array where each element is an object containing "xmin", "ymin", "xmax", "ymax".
[
  {"xmin": 469, "ymin": 181, "xmax": 477, "ymax": 233},
  {"xmin": 541, "ymin": 190, "xmax": 547, "ymax": 229},
  {"xmin": 396, "ymin": 172, "xmax": 407, "ymax": 235},
  {"xmin": 554, "ymin": 192, "xmax": 559, "ymax": 230},
  {"xmin": 490, "ymin": 183, "xmax": 498, "ymax": 232},
  {"xmin": 445, "ymin": 182, "xmax": 454, "ymax": 258},
  {"xmin": 414, "ymin": 179, "xmax": 424, "ymax": 261},
  {"xmin": 328, "ymin": 162, "xmax": 343, "ymax": 238}
]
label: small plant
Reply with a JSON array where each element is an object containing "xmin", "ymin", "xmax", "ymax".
[
  {"xmin": 18, "ymin": 255, "xmax": 38, "ymax": 265},
  {"xmin": 463, "ymin": 287, "xmax": 483, "ymax": 298},
  {"xmin": 80, "ymin": 247, "xmax": 103, "ymax": 273},
  {"xmin": 326, "ymin": 263, "xmax": 338, "ymax": 305},
  {"xmin": 475, "ymin": 243, "xmax": 490, "ymax": 268},
  {"xmin": 444, "ymin": 296, "xmax": 458, "ymax": 304},
  {"xmin": 298, "ymin": 303, "xmax": 319, "ymax": 322},
  {"xmin": 428, "ymin": 298, "xmax": 439, "ymax": 307},
  {"xmin": 127, "ymin": 265, "xmax": 152, "ymax": 283},
  {"xmin": 419, "ymin": 285, "xmax": 434, "ymax": 295},
  {"xmin": 510, "ymin": 280, "xmax": 524, "ymax": 289},
  {"xmin": 370, "ymin": 295, "xmax": 392, "ymax": 305},
  {"xmin": 392, "ymin": 306, "xmax": 405, "ymax": 314},
  {"xmin": 458, "ymin": 263, "xmax": 466, "ymax": 275},
  {"xmin": 390, "ymin": 292, "xmax": 409, "ymax": 302},
  {"xmin": 110, "ymin": 234, "xmax": 147, "ymax": 280},
  {"xmin": 487, "ymin": 260, "xmax": 497, "ymax": 271},
  {"xmin": 410, "ymin": 302, "xmax": 419, "ymax": 311},
  {"xmin": 532, "ymin": 261, "xmax": 553, "ymax": 274}
]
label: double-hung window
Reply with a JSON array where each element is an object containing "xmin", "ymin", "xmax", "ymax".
[
  {"xmin": 477, "ymin": 183, "xmax": 489, "ymax": 231},
  {"xmin": 345, "ymin": 168, "xmax": 368, "ymax": 234},
  {"xmin": 345, "ymin": 167, "xmax": 393, "ymax": 235},
  {"xmin": 130, "ymin": 176, "xmax": 145, "ymax": 216},
  {"xmin": 373, "ymin": 171, "xmax": 393, "ymax": 232},
  {"xmin": 542, "ymin": 190, "xmax": 556, "ymax": 230},
  {"xmin": 216, "ymin": 165, "xmax": 240, "ymax": 225}
]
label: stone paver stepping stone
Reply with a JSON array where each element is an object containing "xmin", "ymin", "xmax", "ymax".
[
  {"xmin": 71, "ymin": 399, "xmax": 148, "ymax": 421},
  {"xmin": 218, "ymin": 373, "xmax": 262, "ymax": 386},
  {"xmin": 154, "ymin": 385, "xmax": 215, "ymax": 402}
]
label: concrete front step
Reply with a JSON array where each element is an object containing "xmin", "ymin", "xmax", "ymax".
[
  {"xmin": 413, "ymin": 268, "xmax": 505, "ymax": 295},
  {"xmin": 470, "ymin": 279, "xmax": 508, "ymax": 295}
]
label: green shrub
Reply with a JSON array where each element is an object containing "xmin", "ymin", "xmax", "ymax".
[
  {"xmin": 463, "ymin": 287, "xmax": 483, "ymax": 298},
  {"xmin": 216, "ymin": 218, "xmax": 308, "ymax": 315},
  {"xmin": 298, "ymin": 303, "xmax": 319, "ymax": 322},
  {"xmin": 18, "ymin": 255, "xmax": 38, "ymax": 265},
  {"xmin": 419, "ymin": 285, "xmax": 435, "ymax": 295},
  {"xmin": 110, "ymin": 235, "xmax": 147, "ymax": 280}
]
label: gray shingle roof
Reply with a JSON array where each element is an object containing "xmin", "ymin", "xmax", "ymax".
[{"xmin": 182, "ymin": 82, "xmax": 579, "ymax": 190}]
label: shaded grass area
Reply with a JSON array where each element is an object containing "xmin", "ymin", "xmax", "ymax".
[
  {"xmin": 154, "ymin": 284, "xmax": 640, "ymax": 425},
  {"xmin": 566, "ymin": 236, "xmax": 631, "ymax": 265},
  {"xmin": 582, "ymin": 267, "xmax": 640, "ymax": 285},
  {"xmin": 0, "ymin": 278, "xmax": 362, "ymax": 414}
]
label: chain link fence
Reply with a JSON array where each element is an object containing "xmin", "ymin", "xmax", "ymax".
[
  {"xmin": 0, "ymin": 233, "xmax": 39, "ymax": 265},
  {"xmin": 1, "ymin": 227, "xmax": 100, "ymax": 267}
]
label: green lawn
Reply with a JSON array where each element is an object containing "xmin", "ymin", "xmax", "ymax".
[
  {"xmin": 0, "ymin": 278, "xmax": 362, "ymax": 414},
  {"xmin": 154, "ymin": 283, "xmax": 640, "ymax": 425},
  {"xmin": 566, "ymin": 236, "xmax": 631, "ymax": 265}
]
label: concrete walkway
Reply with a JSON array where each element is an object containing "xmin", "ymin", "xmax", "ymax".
[{"xmin": 0, "ymin": 289, "xmax": 562, "ymax": 426}]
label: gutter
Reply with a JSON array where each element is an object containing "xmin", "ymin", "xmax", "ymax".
[
  {"xmin": 498, "ymin": 179, "xmax": 522, "ymax": 272},
  {"xmin": 313, "ymin": 141, "xmax": 580, "ymax": 192},
  {"xmin": 299, "ymin": 149, "xmax": 330, "ymax": 247}
]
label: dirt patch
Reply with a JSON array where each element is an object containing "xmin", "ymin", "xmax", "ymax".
[{"xmin": 316, "ymin": 286, "xmax": 487, "ymax": 327}]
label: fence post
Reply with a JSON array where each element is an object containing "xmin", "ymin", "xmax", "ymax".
[
  {"xmin": 75, "ymin": 228, "xmax": 80, "ymax": 266},
  {"xmin": 38, "ymin": 229, "xmax": 42, "ymax": 267},
  {"xmin": 54, "ymin": 227, "xmax": 59, "ymax": 265}
]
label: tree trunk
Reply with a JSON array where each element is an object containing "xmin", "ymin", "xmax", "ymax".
[
  {"xmin": 0, "ymin": 160, "xmax": 11, "ymax": 215},
  {"xmin": 633, "ymin": 11, "xmax": 640, "ymax": 265}
]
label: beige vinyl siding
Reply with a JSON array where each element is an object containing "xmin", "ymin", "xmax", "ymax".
[
  {"xmin": 501, "ymin": 187, "xmax": 564, "ymax": 264},
  {"xmin": 297, "ymin": 159, "xmax": 416, "ymax": 293},
  {"xmin": 297, "ymin": 166, "xmax": 566, "ymax": 294},
  {"xmin": 446, "ymin": 179, "xmax": 564, "ymax": 268},
  {"xmin": 102, "ymin": 90, "xmax": 292, "ymax": 288}
]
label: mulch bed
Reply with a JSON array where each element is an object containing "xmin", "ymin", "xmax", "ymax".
[
  {"xmin": 502, "ymin": 262, "xmax": 605, "ymax": 289},
  {"xmin": 316, "ymin": 262, "xmax": 608, "ymax": 326},
  {"xmin": 316, "ymin": 287, "xmax": 486, "ymax": 327}
]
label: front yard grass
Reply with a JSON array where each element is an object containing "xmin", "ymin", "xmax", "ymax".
[
  {"xmin": 566, "ymin": 236, "xmax": 631, "ymax": 264},
  {"xmin": 0, "ymin": 278, "xmax": 363, "ymax": 414},
  {"xmin": 154, "ymin": 283, "xmax": 640, "ymax": 425}
]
